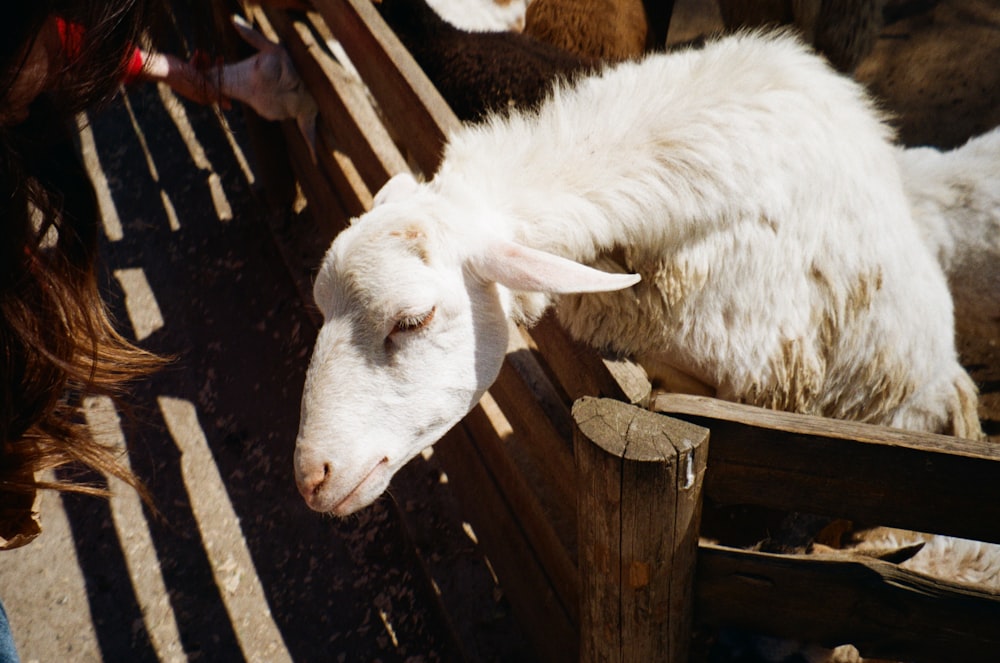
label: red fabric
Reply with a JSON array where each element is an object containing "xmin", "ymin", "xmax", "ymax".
[
  {"xmin": 55, "ymin": 17, "xmax": 144, "ymax": 85},
  {"xmin": 55, "ymin": 17, "xmax": 85, "ymax": 61},
  {"xmin": 122, "ymin": 46, "xmax": 144, "ymax": 84}
]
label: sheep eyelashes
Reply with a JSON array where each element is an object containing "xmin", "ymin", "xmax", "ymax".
[{"xmin": 296, "ymin": 31, "xmax": 979, "ymax": 520}]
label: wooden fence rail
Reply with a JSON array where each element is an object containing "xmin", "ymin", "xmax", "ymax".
[
  {"xmin": 655, "ymin": 393, "xmax": 1000, "ymax": 545},
  {"xmin": 697, "ymin": 544, "xmax": 1000, "ymax": 663},
  {"xmin": 656, "ymin": 394, "xmax": 1000, "ymax": 663}
]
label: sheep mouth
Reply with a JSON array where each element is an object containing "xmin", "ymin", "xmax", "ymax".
[{"xmin": 328, "ymin": 457, "xmax": 391, "ymax": 516}]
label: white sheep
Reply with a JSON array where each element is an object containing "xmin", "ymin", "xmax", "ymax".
[
  {"xmin": 896, "ymin": 126, "xmax": 1000, "ymax": 342},
  {"xmin": 832, "ymin": 131, "xmax": 1000, "ymax": 600},
  {"xmin": 425, "ymin": 0, "xmax": 531, "ymax": 32},
  {"xmin": 294, "ymin": 30, "xmax": 980, "ymax": 518},
  {"xmin": 745, "ymin": 129, "xmax": 1000, "ymax": 662},
  {"xmin": 823, "ymin": 527, "xmax": 1000, "ymax": 591},
  {"xmin": 211, "ymin": 15, "xmax": 318, "ymax": 160}
]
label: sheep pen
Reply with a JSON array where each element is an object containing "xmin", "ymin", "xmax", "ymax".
[{"xmin": 244, "ymin": 3, "xmax": 1000, "ymax": 660}]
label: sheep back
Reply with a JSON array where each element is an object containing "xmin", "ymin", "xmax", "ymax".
[
  {"xmin": 436, "ymin": 32, "xmax": 978, "ymax": 437},
  {"xmin": 898, "ymin": 127, "xmax": 1000, "ymax": 351}
]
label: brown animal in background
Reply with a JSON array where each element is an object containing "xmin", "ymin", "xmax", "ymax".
[
  {"xmin": 717, "ymin": 0, "xmax": 886, "ymax": 72},
  {"xmin": 375, "ymin": 0, "xmax": 596, "ymax": 122},
  {"xmin": 524, "ymin": 0, "xmax": 651, "ymax": 61}
]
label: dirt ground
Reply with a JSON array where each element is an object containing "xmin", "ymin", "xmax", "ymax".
[
  {"xmin": 0, "ymin": 64, "xmax": 518, "ymax": 663},
  {"xmin": 0, "ymin": 1, "xmax": 997, "ymax": 662}
]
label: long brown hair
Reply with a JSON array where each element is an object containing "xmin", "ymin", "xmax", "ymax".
[{"xmin": 1, "ymin": 1, "xmax": 170, "ymax": 507}]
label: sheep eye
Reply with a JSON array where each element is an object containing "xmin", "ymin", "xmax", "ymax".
[{"xmin": 391, "ymin": 307, "xmax": 436, "ymax": 336}]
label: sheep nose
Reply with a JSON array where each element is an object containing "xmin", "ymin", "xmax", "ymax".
[{"xmin": 297, "ymin": 461, "xmax": 331, "ymax": 501}]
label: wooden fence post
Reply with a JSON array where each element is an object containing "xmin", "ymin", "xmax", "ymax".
[{"xmin": 574, "ymin": 397, "xmax": 709, "ymax": 663}]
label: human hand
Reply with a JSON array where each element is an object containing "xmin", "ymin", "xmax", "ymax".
[{"xmin": 140, "ymin": 51, "xmax": 231, "ymax": 108}]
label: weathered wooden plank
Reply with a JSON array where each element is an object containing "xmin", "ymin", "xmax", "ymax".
[
  {"xmin": 240, "ymin": 109, "xmax": 298, "ymax": 210},
  {"xmin": 574, "ymin": 397, "xmax": 709, "ymax": 663},
  {"xmin": 504, "ymin": 341, "xmax": 575, "ymax": 441},
  {"xmin": 311, "ymin": 0, "xmax": 461, "ymax": 176},
  {"xmin": 251, "ymin": 8, "xmax": 387, "ymax": 218},
  {"xmin": 257, "ymin": 7, "xmax": 408, "ymax": 192},
  {"xmin": 696, "ymin": 542, "xmax": 1000, "ymax": 663},
  {"xmin": 434, "ymin": 417, "xmax": 578, "ymax": 663},
  {"xmin": 315, "ymin": 122, "xmax": 371, "ymax": 218},
  {"xmin": 654, "ymin": 393, "xmax": 1000, "ymax": 544},
  {"xmin": 531, "ymin": 314, "xmax": 651, "ymax": 407},
  {"xmin": 280, "ymin": 120, "xmax": 346, "ymax": 229},
  {"xmin": 490, "ymin": 358, "xmax": 576, "ymax": 520},
  {"xmin": 462, "ymin": 395, "xmax": 579, "ymax": 624}
]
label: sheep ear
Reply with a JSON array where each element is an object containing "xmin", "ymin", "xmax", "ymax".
[
  {"xmin": 473, "ymin": 240, "xmax": 641, "ymax": 294},
  {"xmin": 372, "ymin": 172, "xmax": 420, "ymax": 208}
]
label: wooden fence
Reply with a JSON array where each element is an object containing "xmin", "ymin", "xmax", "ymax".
[{"xmin": 239, "ymin": 2, "xmax": 1000, "ymax": 660}]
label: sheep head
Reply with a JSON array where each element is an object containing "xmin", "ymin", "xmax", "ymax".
[{"xmin": 295, "ymin": 173, "xmax": 639, "ymax": 515}]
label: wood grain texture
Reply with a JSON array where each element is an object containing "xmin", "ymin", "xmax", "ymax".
[
  {"xmin": 311, "ymin": 0, "xmax": 461, "ymax": 177},
  {"xmin": 434, "ymin": 419, "xmax": 578, "ymax": 663},
  {"xmin": 697, "ymin": 543, "xmax": 1000, "ymax": 662},
  {"xmin": 257, "ymin": 8, "xmax": 407, "ymax": 195},
  {"xmin": 532, "ymin": 314, "xmax": 651, "ymax": 407},
  {"xmin": 574, "ymin": 397, "xmax": 709, "ymax": 663},
  {"xmin": 654, "ymin": 393, "xmax": 1000, "ymax": 544}
]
